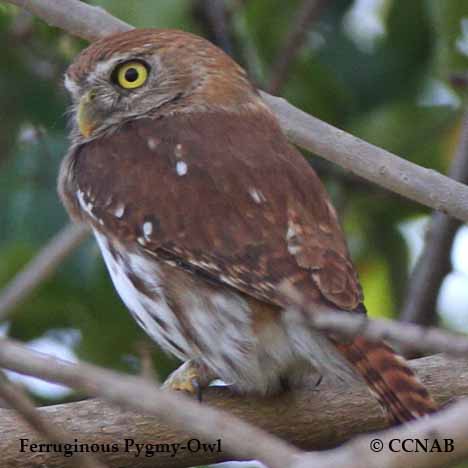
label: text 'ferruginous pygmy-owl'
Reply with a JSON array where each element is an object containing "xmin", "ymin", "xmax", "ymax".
[{"xmin": 59, "ymin": 29, "xmax": 436, "ymax": 424}]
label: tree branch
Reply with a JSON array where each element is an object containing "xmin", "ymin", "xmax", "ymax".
[
  {"xmin": 263, "ymin": 93, "xmax": 468, "ymax": 220},
  {"xmin": 0, "ymin": 345, "xmax": 466, "ymax": 468},
  {"xmin": 279, "ymin": 282, "xmax": 468, "ymax": 358},
  {"xmin": 3, "ymin": 0, "xmax": 468, "ymax": 224},
  {"xmin": 401, "ymin": 111, "xmax": 468, "ymax": 326},
  {"xmin": 5, "ymin": 0, "xmax": 131, "ymax": 40},
  {"xmin": 294, "ymin": 396, "xmax": 468, "ymax": 468},
  {"xmin": 0, "ymin": 223, "xmax": 89, "ymax": 321}
]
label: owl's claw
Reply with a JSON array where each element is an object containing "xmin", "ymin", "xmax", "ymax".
[
  {"xmin": 192, "ymin": 378, "xmax": 203, "ymax": 403},
  {"xmin": 315, "ymin": 374, "xmax": 323, "ymax": 388},
  {"xmin": 162, "ymin": 360, "xmax": 211, "ymax": 401}
]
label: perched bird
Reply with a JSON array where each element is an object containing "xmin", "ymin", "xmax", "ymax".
[{"xmin": 59, "ymin": 28, "xmax": 436, "ymax": 424}]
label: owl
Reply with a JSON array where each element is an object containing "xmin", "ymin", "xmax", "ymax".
[{"xmin": 59, "ymin": 28, "xmax": 436, "ymax": 424}]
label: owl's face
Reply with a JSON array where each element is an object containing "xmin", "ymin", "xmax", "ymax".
[
  {"xmin": 64, "ymin": 29, "xmax": 259, "ymax": 145},
  {"xmin": 65, "ymin": 47, "xmax": 175, "ymax": 141}
]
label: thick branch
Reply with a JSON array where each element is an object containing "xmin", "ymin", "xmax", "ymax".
[
  {"xmin": 4, "ymin": 0, "xmax": 468, "ymax": 223},
  {"xmin": 401, "ymin": 111, "xmax": 468, "ymax": 325},
  {"xmin": 294, "ymin": 396, "xmax": 468, "ymax": 468},
  {"xmin": 0, "ymin": 353, "xmax": 466, "ymax": 468}
]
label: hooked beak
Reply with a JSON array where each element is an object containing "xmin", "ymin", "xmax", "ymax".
[{"xmin": 77, "ymin": 90, "xmax": 100, "ymax": 138}]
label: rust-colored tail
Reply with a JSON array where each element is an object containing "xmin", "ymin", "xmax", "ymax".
[{"xmin": 337, "ymin": 336, "xmax": 437, "ymax": 424}]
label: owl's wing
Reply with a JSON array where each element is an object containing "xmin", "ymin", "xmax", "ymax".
[{"xmin": 72, "ymin": 111, "xmax": 362, "ymax": 312}]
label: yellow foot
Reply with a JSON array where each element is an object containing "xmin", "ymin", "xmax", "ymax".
[{"xmin": 162, "ymin": 360, "xmax": 213, "ymax": 401}]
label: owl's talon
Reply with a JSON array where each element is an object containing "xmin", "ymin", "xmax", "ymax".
[
  {"xmin": 162, "ymin": 360, "xmax": 211, "ymax": 400},
  {"xmin": 314, "ymin": 374, "xmax": 323, "ymax": 388},
  {"xmin": 192, "ymin": 378, "xmax": 203, "ymax": 403}
]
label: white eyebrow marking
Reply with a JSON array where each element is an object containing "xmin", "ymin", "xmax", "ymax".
[
  {"xmin": 85, "ymin": 54, "xmax": 129, "ymax": 85},
  {"xmin": 64, "ymin": 75, "xmax": 79, "ymax": 96}
]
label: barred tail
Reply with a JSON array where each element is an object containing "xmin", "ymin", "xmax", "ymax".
[{"xmin": 337, "ymin": 336, "xmax": 437, "ymax": 424}]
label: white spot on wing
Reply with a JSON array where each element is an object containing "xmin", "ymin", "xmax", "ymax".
[
  {"xmin": 113, "ymin": 203, "xmax": 125, "ymax": 218},
  {"xmin": 174, "ymin": 144, "xmax": 183, "ymax": 158},
  {"xmin": 76, "ymin": 189, "xmax": 97, "ymax": 221},
  {"xmin": 147, "ymin": 138, "xmax": 159, "ymax": 150},
  {"xmin": 286, "ymin": 219, "xmax": 302, "ymax": 256},
  {"xmin": 143, "ymin": 221, "xmax": 153, "ymax": 240},
  {"xmin": 248, "ymin": 187, "xmax": 266, "ymax": 204},
  {"xmin": 286, "ymin": 224, "xmax": 296, "ymax": 241},
  {"xmin": 287, "ymin": 245, "xmax": 301, "ymax": 255},
  {"xmin": 176, "ymin": 161, "xmax": 188, "ymax": 176}
]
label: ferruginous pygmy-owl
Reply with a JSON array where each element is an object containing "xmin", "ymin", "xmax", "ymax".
[{"xmin": 59, "ymin": 29, "xmax": 436, "ymax": 424}]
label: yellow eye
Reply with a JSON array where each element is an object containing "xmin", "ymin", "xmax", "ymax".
[{"xmin": 115, "ymin": 61, "xmax": 148, "ymax": 89}]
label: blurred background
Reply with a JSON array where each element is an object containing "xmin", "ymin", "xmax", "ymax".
[{"xmin": 0, "ymin": 0, "xmax": 468, "ymax": 457}]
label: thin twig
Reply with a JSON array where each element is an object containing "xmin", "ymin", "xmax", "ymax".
[
  {"xmin": 5, "ymin": 0, "xmax": 131, "ymax": 40},
  {"xmin": 268, "ymin": 0, "xmax": 329, "ymax": 94},
  {"xmin": 280, "ymin": 281, "xmax": 468, "ymax": 358},
  {"xmin": 0, "ymin": 371, "xmax": 108, "ymax": 468},
  {"xmin": 3, "ymin": 0, "xmax": 468, "ymax": 224},
  {"xmin": 0, "ymin": 223, "xmax": 89, "ymax": 321},
  {"xmin": 401, "ymin": 111, "xmax": 468, "ymax": 326}
]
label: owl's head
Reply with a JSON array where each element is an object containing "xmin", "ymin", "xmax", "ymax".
[{"xmin": 65, "ymin": 29, "xmax": 262, "ymax": 143}]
